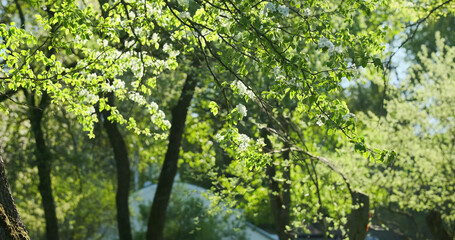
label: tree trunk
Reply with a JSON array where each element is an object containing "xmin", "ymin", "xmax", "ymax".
[
  {"xmin": 103, "ymin": 94, "xmax": 133, "ymax": 240},
  {"xmin": 0, "ymin": 156, "xmax": 29, "ymax": 240},
  {"xmin": 146, "ymin": 75, "xmax": 196, "ymax": 240},
  {"xmin": 262, "ymin": 131, "xmax": 293, "ymax": 240},
  {"xmin": 29, "ymin": 92, "xmax": 60, "ymax": 240},
  {"xmin": 347, "ymin": 191, "xmax": 369, "ymax": 240},
  {"xmin": 426, "ymin": 209, "xmax": 451, "ymax": 240}
]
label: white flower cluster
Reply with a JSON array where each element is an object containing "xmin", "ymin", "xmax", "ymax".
[
  {"xmin": 147, "ymin": 101, "xmax": 159, "ymax": 112},
  {"xmin": 151, "ymin": 33, "xmax": 159, "ymax": 45},
  {"xmin": 74, "ymin": 34, "xmax": 87, "ymax": 45},
  {"xmin": 151, "ymin": 110, "xmax": 166, "ymax": 124},
  {"xmin": 163, "ymin": 119, "xmax": 171, "ymax": 128},
  {"xmin": 130, "ymin": 58, "xmax": 144, "ymax": 79},
  {"xmin": 163, "ymin": 43, "xmax": 180, "ymax": 58},
  {"xmin": 214, "ymin": 132, "xmax": 224, "ymax": 142},
  {"xmin": 264, "ymin": 2, "xmax": 289, "ymax": 17},
  {"xmin": 236, "ymin": 104, "xmax": 247, "ymax": 117},
  {"xmin": 278, "ymin": 5, "xmax": 289, "ymax": 16},
  {"xmin": 113, "ymin": 79, "xmax": 125, "ymax": 89},
  {"xmin": 318, "ymin": 37, "xmax": 333, "ymax": 49},
  {"xmin": 232, "ymin": 80, "xmax": 255, "ymax": 99},
  {"xmin": 273, "ymin": 66, "xmax": 286, "ymax": 81},
  {"xmin": 85, "ymin": 106, "xmax": 96, "ymax": 115},
  {"xmin": 237, "ymin": 134, "xmax": 250, "ymax": 152},
  {"xmin": 342, "ymin": 113, "xmax": 357, "ymax": 122},
  {"xmin": 79, "ymin": 89, "xmax": 99, "ymax": 104},
  {"xmin": 304, "ymin": 8, "xmax": 311, "ymax": 16},
  {"xmin": 101, "ymin": 82, "xmax": 115, "ymax": 92},
  {"xmin": 124, "ymin": 39, "xmax": 135, "ymax": 48},
  {"xmin": 180, "ymin": 11, "xmax": 190, "ymax": 19},
  {"xmin": 316, "ymin": 114, "xmax": 328, "ymax": 126},
  {"xmin": 128, "ymin": 91, "xmax": 146, "ymax": 105},
  {"xmin": 96, "ymin": 39, "xmax": 109, "ymax": 48},
  {"xmin": 318, "ymin": 37, "xmax": 343, "ymax": 56},
  {"xmin": 264, "ymin": 2, "xmax": 276, "ymax": 12}
]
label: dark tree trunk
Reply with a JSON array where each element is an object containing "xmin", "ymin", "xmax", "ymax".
[
  {"xmin": 0, "ymin": 156, "xmax": 29, "ymax": 240},
  {"xmin": 103, "ymin": 94, "xmax": 133, "ymax": 240},
  {"xmin": 426, "ymin": 209, "xmax": 451, "ymax": 240},
  {"xmin": 282, "ymin": 144, "xmax": 291, "ymax": 220},
  {"xmin": 262, "ymin": 132, "xmax": 293, "ymax": 240},
  {"xmin": 146, "ymin": 75, "xmax": 197, "ymax": 240},
  {"xmin": 266, "ymin": 164, "xmax": 293, "ymax": 240},
  {"xmin": 28, "ymin": 92, "xmax": 60, "ymax": 240},
  {"xmin": 347, "ymin": 191, "xmax": 369, "ymax": 240}
]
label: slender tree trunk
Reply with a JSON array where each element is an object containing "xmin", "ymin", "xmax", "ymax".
[
  {"xmin": 146, "ymin": 75, "xmax": 197, "ymax": 240},
  {"xmin": 103, "ymin": 94, "xmax": 133, "ymax": 240},
  {"xmin": 347, "ymin": 191, "xmax": 369, "ymax": 240},
  {"xmin": 262, "ymin": 131, "xmax": 293, "ymax": 240},
  {"xmin": 0, "ymin": 156, "xmax": 29, "ymax": 240},
  {"xmin": 426, "ymin": 209, "xmax": 451, "ymax": 240},
  {"xmin": 28, "ymin": 92, "xmax": 60, "ymax": 240}
]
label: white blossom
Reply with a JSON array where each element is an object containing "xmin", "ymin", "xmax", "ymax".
[
  {"xmin": 233, "ymin": 80, "xmax": 247, "ymax": 94},
  {"xmin": 316, "ymin": 114, "xmax": 328, "ymax": 126},
  {"xmin": 102, "ymin": 82, "xmax": 115, "ymax": 92},
  {"xmin": 237, "ymin": 134, "xmax": 250, "ymax": 152},
  {"xmin": 246, "ymin": 89, "xmax": 255, "ymax": 99},
  {"xmin": 236, "ymin": 104, "xmax": 247, "ymax": 117},
  {"xmin": 74, "ymin": 34, "xmax": 87, "ymax": 45},
  {"xmin": 234, "ymin": 32, "xmax": 244, "ymax": 41},
  {"xmin": 318, "ymin": 37, "xmax": 334, "ymax": 50},
  {"xmin": 180, "ymin": 11, "xmax": 190, "ymax": 19},
  {"xmin": 334, "ymin": 45, "xmax": 343, "ymax": 54},
  {"xmin": 273, "ymin": 66, "xmax": 286, "ymax": 81},
  {"xmin": 304, "ymin": 8, "xmax": 311, "ymax": 16},
  {"xmin": 86, "ymin": 106, "xmax": 96, "ymax": 115},
  {"xmin": 215, "ymin": 133, "xmax": 224, "ymax": 142},
  {"xmin": 232, "ymin": 80, "xmax": 255, "ymax": 100},
  {"xmin": 151, "ymin": 33, "xmax": 159, "ymax": 44},
  {"xmin": 273, "ymin": 66, "xmax": 282, "ymax": 76},
  {"xmin": 343, "ymin": 113, "xmax": 357, "ymax": 122},
  {"xmin": 79, "ymin": 89, "xmax": 99, "ymax": 104},
  {"xmin": 79, "ymin": 89, "xmax": 89, "ymax": 97},
  {"xmin": 129, "ymin": 91, "xmax": 146, "ymax": 105},
  {"xmin": 278, "ymin": 5, "xmax": 289, "ymax": 17},
  {"xmin": 169, "ymin": 50, "xmax": 180, "ymax": 58},
  {"xmin": 151, "ymin": 110, "xmax": 165, "ymax": 123},
  {"xmin": 163, "ymin": 120, "xmax": 171, "ymax": 128},
  {"xmin": 148, "ymin": 101, "xmax": 159, "ymax": 112},
  {"xmin": 113, "ymin": 79, "xmax": 125, "ymax": 89},
  {"xmin": 318, "ymin": 37, "xmax": 343, "ymax": 56},
  {"xmin": 256, "ymin": 138, "xmax": 265, "ymax": 147},
  {"xmin": 264, "ymin": 2, "xmax": 276, "ymax": 13},
  {"xmin": 125, "ymin": 40, "xmax": 135, "ymax": 48},
  {"xmin": 163, "ymin": 43, "xmax": 171, "ymax": 52}
]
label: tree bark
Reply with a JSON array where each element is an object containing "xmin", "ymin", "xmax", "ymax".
[
  {"xmin": 146, "ymin": 75, "xmax": 197, "ymax": 240},
  {"xmin": 28, "ymin": 92, "xmax": 60, "ymax": 240},
  {"xmin": 262, "ymin": 131, "xmax": 293, "ymax": 240},
  {"xmin": 347, "ymin": 191, "xmax": 369, "ymax": 240},
  {"xmin": 0, "ymin": 156, "xmax": 29, "ymax": 240},
  {"xmin": 103, "ymin": 94, "xmax": 133, "ymax": 240},
  {"xmin": 426, "ymin": 209, "xmax": 451, "ymax": 240}
]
